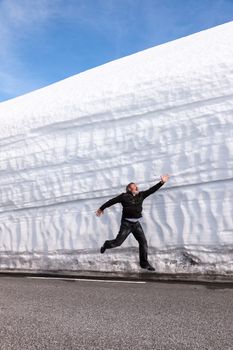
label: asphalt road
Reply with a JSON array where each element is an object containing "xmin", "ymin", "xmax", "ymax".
[{"xmin": 0, "ymin": 276, "xmax": 232, "ymax": 350}]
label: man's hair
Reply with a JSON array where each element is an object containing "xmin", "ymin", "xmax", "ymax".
[{"xmin": 126, "ymin": 182, "xmax": 138, "ymax": 192}]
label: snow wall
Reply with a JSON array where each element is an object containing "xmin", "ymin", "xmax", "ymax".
[{"xmin": 0, "ymin": 22, "xmax": 232, "ymax": 276}]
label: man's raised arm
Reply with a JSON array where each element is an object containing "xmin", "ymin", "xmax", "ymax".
[
  {"xmin": 96, "ymin": 193, "xmax": 123, "ymax": 216},
  {"xmin": 140, "ymin": 174, "xmax": 169, "ymax": 200}
]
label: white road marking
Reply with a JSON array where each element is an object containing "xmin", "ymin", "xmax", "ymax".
[{"xmin": 26, "ymin": 276, "xmax": 146, "ymax": 284}]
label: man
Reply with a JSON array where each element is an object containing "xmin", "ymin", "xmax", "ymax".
[{"xmin": 96, "ymin": 174, "xmax": 169, "ymax": 271}]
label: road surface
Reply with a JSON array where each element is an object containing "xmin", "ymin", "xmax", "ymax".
[{"xmin": 0, "ymin": 276, "xmax": 232, "ymax": 349}]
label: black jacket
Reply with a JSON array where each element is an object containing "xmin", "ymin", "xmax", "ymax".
[{"xmin": 99, "ymin": 180, "xmax": 165, "ymax": 219}]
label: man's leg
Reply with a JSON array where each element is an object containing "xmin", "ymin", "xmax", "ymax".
[
  {"xmin": 101, "ymin": 219, "xmax": 132, "ymax": 253},
  {"xmin": 131, "ymin": 222, "xmax": 154, "ymax": 270}
]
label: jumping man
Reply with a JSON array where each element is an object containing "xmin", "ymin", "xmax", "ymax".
[{"xmin": 95, "ymin": 174, "xmax": 169, "ymax": 271}]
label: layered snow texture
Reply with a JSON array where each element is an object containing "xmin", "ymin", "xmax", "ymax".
[{"xmin": 0, "ymin": 22, "xmax": 232, "ymax": 275}]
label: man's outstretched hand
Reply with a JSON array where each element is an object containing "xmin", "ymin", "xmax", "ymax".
[
  {"xmin": 96, "ymin": 208, "xmax": 104, "ymax": 217},
  {"xmin": 161, "ymin": 174, "xmax": 169, "ymax": 183}
]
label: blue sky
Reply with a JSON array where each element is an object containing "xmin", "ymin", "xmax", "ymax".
[{"xmin": 0, "ymin": 0, "xmax": 233, "ymax": 102}]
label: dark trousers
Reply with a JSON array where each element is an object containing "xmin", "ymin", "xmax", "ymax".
[{"xmin": 103, "ymin": 218, "xmax": 149, "ymax": 268}]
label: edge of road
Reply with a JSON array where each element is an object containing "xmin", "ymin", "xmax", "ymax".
[{"xmin": 0, "ymin": 269, "xmax": 233, "ymax": 285}]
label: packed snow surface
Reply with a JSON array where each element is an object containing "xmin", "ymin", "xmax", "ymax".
[{"xmin": 0, "ymin": 22, "xmax": 232, "ymax": 275}]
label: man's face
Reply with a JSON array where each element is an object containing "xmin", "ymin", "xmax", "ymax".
[{"xmin": 129, "ymin": 183, "xmax": 138, "ymax": 194}]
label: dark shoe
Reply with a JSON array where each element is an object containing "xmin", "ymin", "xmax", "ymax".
[
  {"xmin": 146, "ymin": 264, "xmax": 155, "ymax": 271},
  {"xmin": 100, "ymin": 245, "xmax": 106, "ymax": 254},
  {"xmin": 141, "ymin": 263, "xmax": 155, "ymax": 271}
]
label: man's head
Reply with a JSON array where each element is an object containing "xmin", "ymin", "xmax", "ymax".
[{"xmin": 126, "ymin": 182, "xmax": 139, "ymax": 194}]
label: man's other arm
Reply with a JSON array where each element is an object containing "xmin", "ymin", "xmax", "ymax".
[
  {"xmin": 99, "ymin": 193, "xmax": 123, "ymax": 211},
  {"xmin": 96, "ymin": 193, "xmax": 123, "ymax": 216}
]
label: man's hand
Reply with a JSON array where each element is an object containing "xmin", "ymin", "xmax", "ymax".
[
  {"xmin": 96, "ymin": 208, "xmax": 104, "ymax": 217},
  {"xmin": 160, "ymin": 174, "xmax": 169, "ymax": 183}
]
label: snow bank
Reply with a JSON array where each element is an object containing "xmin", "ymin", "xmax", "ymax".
[{"xmin": 0, "ymin": 22, "xmax": 233, "ymax": 276}]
